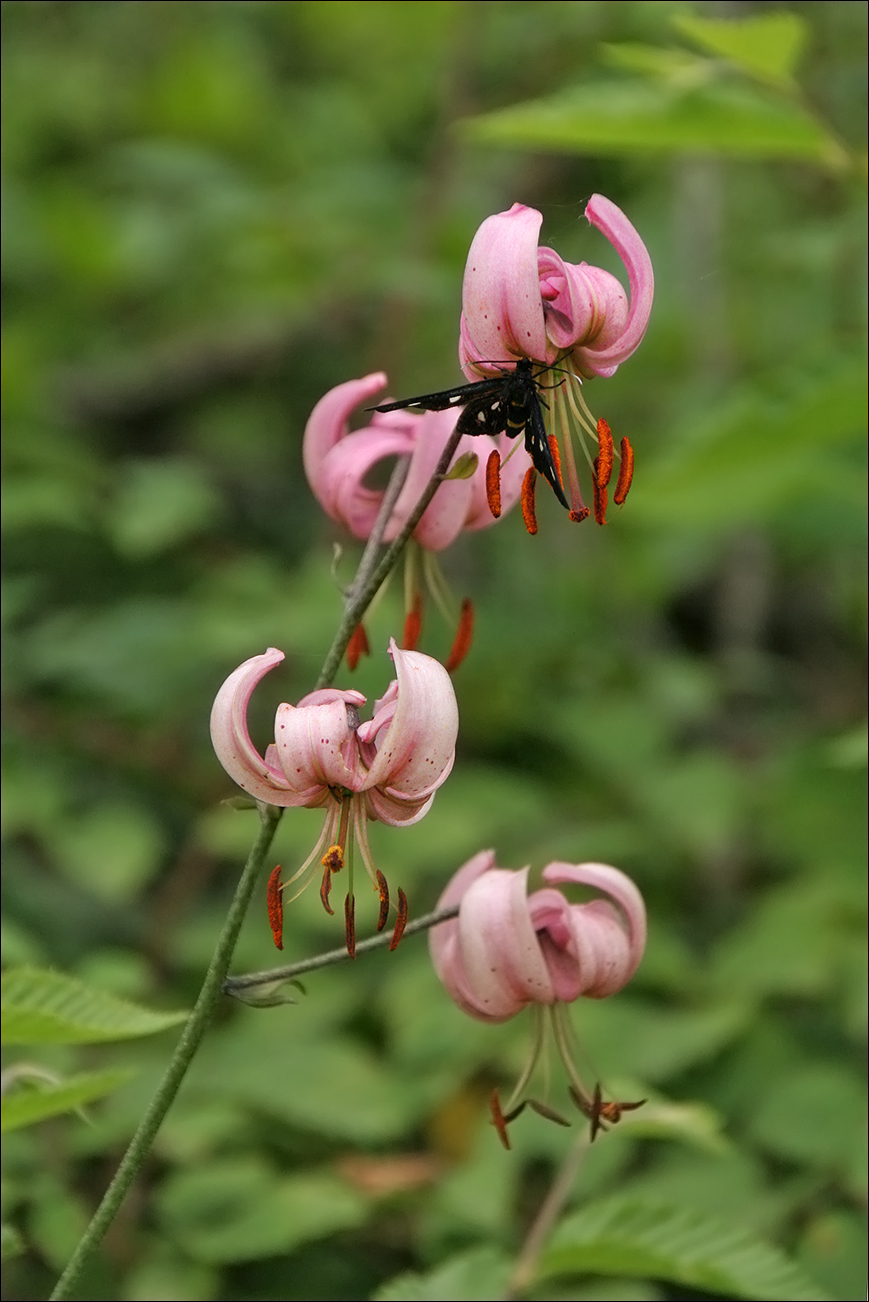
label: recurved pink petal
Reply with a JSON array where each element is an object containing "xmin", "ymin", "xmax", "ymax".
[
  {"xmin": 316, "ymin": 426, "xmax": 415, "ymax": 539},
  {"xmin": 362, "ymin": 641, "xmax": 458, "ymax": 798},
  {"xmin": 303, "ymin": 373, "xmax": 388, "ymax": 508},
  {"xmin": 210, "ymin": 649, "xmax": 306, "ymax": 806},
  {"xmin": 461, "ymin": 203, "xmax": 550, "ymax": 372},
  {"xmin": 575, "ymin": 195, "xmax": 654, "ymax": 377},
  {"xmin": 539, "ymin": 862, "xmax": 646, "ymax": 997}
]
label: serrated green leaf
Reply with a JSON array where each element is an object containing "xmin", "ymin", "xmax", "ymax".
[
  {"xmin": 1, "ymin": 1068, "xmax": 133, "ymax": 1131},
  {"xmin": 1, "ymin": 967, "xmax": 187, "ymax": 1045},
  {"xmin": 373, "ymin": 1247, "xmax": 513, "ymax": 1301},
  {"xmin": 461, "ymin": 78, "xmax": 845, "ymax": 166},
  {"xmin": 540, "ymin": 1197, "xmax": 830, "ymax": 1301},
  {"xmin": 673, "ymin": 12, "xmax": 807, "ymax": 89},
  {"xmin": 157, "ymin": 1159, "xmax": 366, "ymax": 1264}
]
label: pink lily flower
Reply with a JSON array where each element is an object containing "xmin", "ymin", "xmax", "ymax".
[
  {"xmin": 459, "ymin": 196, "xmax": 653, "ymax": 528},
  {"xmin": 304, "ymin": 372, "xmax": 531, "ymax": 551},
  {"xmin": 303, "ymin": 373, "xmax": 532, "ymax": 669},
  {"xmin": 430, "ymin": 850, "xmax": 647, "ymax": 1146},
  {"xmin": 211, "ymin": 639, "xmax": 458, "ymax": 953}
]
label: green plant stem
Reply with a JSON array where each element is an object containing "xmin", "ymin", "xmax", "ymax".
[
  {"xmin": 316, "ymin": 424, "xmax": 464, "ymax": 688},
  {"xmin": 52, "ymin": 434, "xmax": 467, "ymax": 1297},
  {"xmin": 223, "ymin": 902, "xmax": 460, "ymax": 994},
  {"xmin": 501, "ymin": 1129, "xmax": 589, "ymax": 1300},
  {"xmin": 49, "ymin": 804, "xmax": 282, "ymax": 1301}
]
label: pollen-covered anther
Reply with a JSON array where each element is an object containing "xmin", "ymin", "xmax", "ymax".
[
  {"xmin": 547, "ymin": 434, "xmax": 565, "ymax": 494},
  {"xmin": 520, "ymin": 467, "xmax": 538, "ymax": 536},
  {"xmin": 266, "ymin": 864, "xmax": 284, "ymax": 951},
  {"xmin": 592, "ymin": 458, "xmax": 608, "ymax": 526},
  {"xmin": 613, "ymin": 437, "xmax": 634, "ymax": 506},
  {"xmin": 445, "ymin": 599, "xmax": 474, "ymax": 674},
  {"xmin": 346, "ymin": 623, "xmax": 370, "ymax": 672},
  {"xmin": 344, "ymin": 893, "xmax": 357, "ymax": 958},
  {"xmin": 485, "ymin": 450, "xmax": 502, "ymax": 519},
  {"xmin": 389, "ymin": 887, "xmax": 409, "ymax": 951},
  {"xmin": 375, "ymin": 869, "xmax": 390, "ymax": 933},
  {"xmin": 596, "ymin": 419, "xmax": 614, "ymax": 489},
  {"xmin": 402, "ymin": 594, "xmax": 423, "ymax": 651},
  {"xmin": 322, "ymin": 844, "xmax": 344, "ymax": 873}
]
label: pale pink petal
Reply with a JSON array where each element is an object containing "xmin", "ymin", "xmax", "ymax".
[
  {"xmin": 274, "ymin": 695, "xmax": 369, "ymax": 794},
  {"xmin": 362, "ymin": 642, "xmax": 458, "ymax": 798},
  {"xmin": 315, "ymin": 426, "xmax": 416, "ymax": 539},
  {"xmin": 303, "ymin": 372, "xmax": 388, "ymax": 506},
  {"xmin": 461, "ymin": 204, "xmax": 550, "ymax": 370},
  {"xmin": 429, "ymin": 850, "xmax": 506, "ymax": 1021},
  {"xmin": 456, "ymin": 867, "xmax": 554, "ymax": 1017},
  {"xmin": 540, "ymin": 862, "xmax": 647, "ymax": 995},
  {"xmin": 386, "ymin": 408, "xmax": 475, "ymax": 551},
  {"xmin": 575, "ymin": 195, "xmax": 654, "ymax": 377},
  {"xmin": 210, "ymin": 649, "xmax": 308, "ymax": 806}
]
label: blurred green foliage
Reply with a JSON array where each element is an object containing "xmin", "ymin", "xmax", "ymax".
[{"xmin": 2, "ymin": 2, "xmax": 865, "ymax": 1299}]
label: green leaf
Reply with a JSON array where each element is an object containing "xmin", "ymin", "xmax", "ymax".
[
  {"xmin": 673, "ymin": 12, "xmax": 808, "ymax": 90},
  {"xmin": 461, "ymin": 78, "xmax": 844, "ymax": 166},
  {"xmin": 540, "ymin": 1197, "xmax": 831, "ymax": 1301},
  {"xmin": 157, "ymin": 1159, "xmax": 366, "ymax": 1264},
  {"xmin": 1, "ymin": 967, "xmax": 187, "ymax": 1045},
  {"xmin": 1, "ymin": 1068, "xmax": 133, "ymax": 1131},
  {"xmin": 374, "ymin": 1247, "xmax": 513, "ymax": 1301}
]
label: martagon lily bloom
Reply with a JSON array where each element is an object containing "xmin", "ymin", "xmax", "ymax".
[
  {"xmin": 460, "ymin": 195, "xmax": 654, "ymax": 529},
  {"xmin": 303, "ymin": 374, "xmax": 532, "ymax": 671},
  {"xmin": 430, "ymin": 851, "xmax": 647, "ymax": 1147},
  {"xmin": 211, "ymin": 640, "xmax": 458, "ymax": 955}
]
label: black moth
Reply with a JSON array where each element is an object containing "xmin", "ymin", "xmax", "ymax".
[{"xmin": 371, "ymin": 358, "xmax": 569, "ymax": 510}]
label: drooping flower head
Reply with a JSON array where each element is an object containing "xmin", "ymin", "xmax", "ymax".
[
  {"xmin": 431, "ymin": 850, "xmax": 647, "ymax": 1146},
  {"xmin": 303, "ymin": 374, "xmax": 532, "ymax": 668},
  {"xmin": 211, "ymin": 640, "xmax": 458, "ymax": 954},
  {"xmin": 459, "ymin": 196, "xmax": 653, "ymax": 529}
]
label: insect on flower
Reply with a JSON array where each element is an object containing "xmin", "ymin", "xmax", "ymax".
[{"xmin": 371, "ymin": 358, "xmax": 570, "ymax": 511}]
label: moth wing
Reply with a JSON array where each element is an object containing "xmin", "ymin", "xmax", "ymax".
[
  {"xmin": 522, "ymin": 392, "xmax": 570, "ymax": 509},
  {"xmin": 455, "ymin": 390, "xmax": 511, "ymax": 437},
  {"xmin": 371, "ymin": 377, "xmax": 502, "ymax": 416}
]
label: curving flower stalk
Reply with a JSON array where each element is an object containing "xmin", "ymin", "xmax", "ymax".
[
  {"xmin": 431, "ymin": 850, "xmax": 646, "ymax": 1146},
  {"xmin": 211, "ymin": 640, "xmax": 458, "ymax": 954},
  {"xmin": 303, "ymin": 373, "xmax": 532, "ymax": 667},
  {"xmin": 459, "ymin": 196, "xmax": 653, "ymax": 527}
]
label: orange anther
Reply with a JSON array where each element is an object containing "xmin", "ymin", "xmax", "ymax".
[
  {"xmin": 592, "ymin": 460, "xmax": 607, "ymax": 526},
  {"xmin": 266, "ymin": 864, "xmax": 284, "ymax": 951},
  {"xmin": 547, "ymin": 435, "xmax": 565, "ymax": 493},
  {"xmin": 445, "ymin": 598, "xmax": 474, "ymax": 673},
  {"xmin": 346, "ymin": 623, "xmax": 370, "ymax": 671},
  {"xmin": 402, "ymin": 593, "xmax": 423, "ymax": 651},
  {"xmin": 613, "ymin": 437, "xmax": 634, "ymax": 506},
  {"xmin": 344, "ymin": 893, "xmax": 356, "ymax": 958},
  {"xmin": 520, "ymin": 467, "xmax": 538, "ymax": 536},
  {"xmin": 319, "ymin": 867, "xmax": 334, "ymax": 916},
  {"xmin": 376, "ymin": 869, "xmax": 389, "ymax": 933},
  {"xmin": 596, "ymin": 419, "xmax": 614, "ymax": 489},
  {"xmin": 389, "ymin": 888, "xmax": 408, "ymax": 951},
  {"xmin": 485, "ymin": 450, "xmax": 502, "ymax": 519}
]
